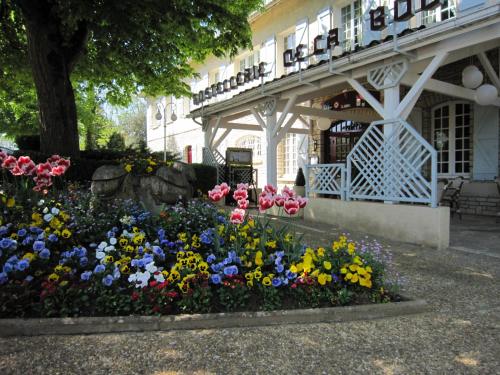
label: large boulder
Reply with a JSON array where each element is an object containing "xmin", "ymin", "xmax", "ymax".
[{"xmin": 91, "ymin": 162, "xmax": 196, "ymax": 213}]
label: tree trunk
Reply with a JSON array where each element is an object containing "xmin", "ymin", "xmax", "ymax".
[{"xmin": 20, "ymin": 1, "xmax": 84, "ymax": 158}]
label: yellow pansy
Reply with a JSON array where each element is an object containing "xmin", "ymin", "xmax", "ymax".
[
  {"xmin": 357, "ymin": 267, "xmax": 366, "ymax": 276},
  {"xmin": 323, "ymin": 261, "xmax": 332, "ymax": 270},
  {"xmin": 6, "ymin": 197, "xmax": 15, "ymax": 208},
  {"xmin": 318, "ymin": 273, "xmax": 328, "ymax": 285},
  {"xmin": 60, "ymin": 280, "xmax": 68, "ymax": 287},
  {"xmin": 345, "ymin": 272, "xmax": 353, "ymax": 280},
  {"xmin": 349, "ymin": 264, "xmax": 358, "ymax": 272},
  {"xmin": 23, "ymin": 253, "xmax": 36, "ymax": 262},
  {"xmin": 104, "ymin": 255, "xmax": 114, "ymax": 264},
  {"xmin": 317, "ymin": 247, "xmax": 325, "ymax": 257},
  {"xmin": 61, "ymin": 229, "xmax": 72, "ymax": 238},
  {"xmin": 245, "ymin": 272, "xmax": 254, "ymax": 280},
  {"xmin": 262, "ymin": 276, "xmax": 272, "ymax": 286},
  {"xmin": 351, "ymin": 274, "xmax": 359, "ymax": 283},
  {"xmin": 353, "ymin": 256, "xmax": 363, "ymax": 265},
  {"xmin": 247, "ymin": 280, "xmax": 254, "ymax": 287},
  {"xmin": 254, "ymin": 269, "xmax": 263, "ymax": 280},
  {"xmin": 366, "ymin": 266, "xmax": 373, "ymax": 273},
  {"xmin": 289, "ymin": 264, "xmax": 298, "ymax": 274},
  {"xmin": 54, "ymin": 265, "xmax": 64, "ymax": 273},
  {"xmin": 146, "ymin": 166, "xmax": 153, "ymax": 173},
  {"xmin": 48, "ymin": 273, "xmax": 59, "ymax": 282},
  {"xmin": 255, "ymin": 251, "xmax": 263, "ymax": 266},
  {"xmin": 124, "ymin": 164, "xmax": 132, "ymax": 173}
]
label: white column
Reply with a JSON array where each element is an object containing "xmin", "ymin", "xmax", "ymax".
[
  {"xmin": 384, "ymin": 84, "xmax": 400, "ymax": 203},
  {"xmin": 265, "ymin": 110, "xmax": 278, "ymax": 187}
]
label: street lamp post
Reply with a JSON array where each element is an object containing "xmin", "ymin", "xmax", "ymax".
[{"xmin": 155, "ymin": 100, "xmax": 177, "ymax": 162}]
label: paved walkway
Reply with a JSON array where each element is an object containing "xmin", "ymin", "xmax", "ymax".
[{"xmin": 0, "ymin": 216, "xmax": 499, "ymax": 374}]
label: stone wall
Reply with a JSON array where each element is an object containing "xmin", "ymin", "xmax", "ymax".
[{"xmin": 459, "ymin": 195, "xmax": 500, "ymax": 216}]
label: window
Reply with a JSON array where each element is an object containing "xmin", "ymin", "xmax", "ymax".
[
  {"xmin": 317, "ymin": 8, "xmax": 332, "ymax": 61},
  {"xmin": 284, "ymin": 32, "xmax": 296, "ymax": 74},
  {"xmin": 236, "ymin": 135, "xmax": 262, "ymax": 160},
  {"xmin": 432, "ymin": 102, "xmax": 472, "ymax": 176},
  {"xmin": 341, "ymin": 0, "xmax": 362, "ymax": 51},
  {"xmin": 422, "ymin": 0, "xmax": 456, "ymax": 26},
  {"xmin": 284, "ymin": 133, "xmax": 298, "ymax": 176}
]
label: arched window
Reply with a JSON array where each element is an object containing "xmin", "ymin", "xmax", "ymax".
[
  {"xmin": 432, "ymin": 102, "xmax": 472, "ymax": 176},
  {"xmin": 235, "ymin": 135, "xmax": 262, "ymax": 159}
]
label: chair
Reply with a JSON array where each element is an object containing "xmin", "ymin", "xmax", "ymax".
[{"xmin": 440, "ymin": 177, "xmax": 464, "ymax": 219}]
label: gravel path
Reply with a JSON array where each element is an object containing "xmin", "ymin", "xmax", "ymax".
[{"xmin": 1, "ymin": 216, "xmax": 499, "ymax": 375}]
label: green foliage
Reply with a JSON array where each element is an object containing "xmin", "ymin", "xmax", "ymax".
[
  {"xmin": 258, "ymin": 285, "xmax": 282, "ymax": 311},
  {"xmin": 106, "ymin": 132, "xmax": 126, "ymax": 151},
  {"xmin": 217, "ymin": 279, "xmax": 249, "ymax": 312},
  {"xmin": 191, "ymin": 164, "xmax": 217, "ymax": 196}
]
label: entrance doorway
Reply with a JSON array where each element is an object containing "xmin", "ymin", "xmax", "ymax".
[{"xmin": 324, "ymin": 120, "xmax": 369, "ymax": 163}]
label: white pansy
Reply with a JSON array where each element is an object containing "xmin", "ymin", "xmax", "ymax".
[
  {"xmin": 128, "ymin": 274, "xmax": 137, "ymax": 283},
  {"xmin": 96, "ymin": 251, "xmax": 105, "ymax": 260},
  {"xmin": 104, "ymin": 245, "xmax": 115, "ymax": 252},
  {"xmin": 145, "ymin": 262, "xmax": 157, "ymax": 273},
  {"xmin": 43, "ymin": 213, "xmax": 53, "ymax": 222},
  {"xmin": 98, "ymin": 241, "xmax": 107, "ymax": 250},
  {"xmin": 153, "ymin": 273, "xmax": 165, "ymax": 283},
  {"xmin": 109, "ymin": 237, "xmax": 117, "ymax": 245},
  {"xmin": 37, "ymin": 199, "xmax": 45, "ymax": 206},
  {"xmin": 42, "ymin": 207, "xmax": 49, "ymax": 214},
  {"xmin": 51, "ymin": 207, "xmax": 60, "ymax": 215}
]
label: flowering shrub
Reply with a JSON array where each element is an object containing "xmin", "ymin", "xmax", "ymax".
[
  {"xmin": 0, "ymin": 178, "xmax": 401, "ymax": 318},
  {"xmin": 121, "ymin": 155, "xmax": 174, "ymax": 175}
]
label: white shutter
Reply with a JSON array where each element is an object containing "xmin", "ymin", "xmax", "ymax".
[
  {"xmin": 362, "ymin": 0, "xmax": 381, "ymax": 46},
  {"xmin": 473, "ymin": 105, "xmax": 499, "ymax": 180},
  {"xmin": 295, "ymin": 19, "xmax": 308, "ymax": 69},
  {"xmin": 262, "ymin": 37, "xmax": 276, "ymax": 81}
]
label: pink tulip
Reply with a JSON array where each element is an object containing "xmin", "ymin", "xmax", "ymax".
[
  {"xmin": 230, "ymin": 208, "xmax": 246, "ymax": 224},
  {"xmin": 10, "ymin": 165, "xmax": 24, "ymax": 176},
  {"xmin": 219, "ymin": 182, "xmax": 230, "ymax": 196},
  {"xmin": 233, "ymin": 188, "xmax": 248, "ymax": 201},
  {"xmin": 33, "ymin": 175, "xmax": 52, "ymax": 188},
  {"xmin": 236, "ymin": 183, "xmax": 249, "ymax": 190},
  {"xmin": 237, "ymin": 199, "xmax": 249, "ymax": 209},
  {"xmin": 264, "ymin": 184, "xmax": 277, "ymax": 195},
  {"xmin": 274, "ymin": 194, "xmax": 285, "ymax": 207},
  {"xmin": 208, "ymin": 187, "xmax": 224, "ymax": 202},
  {"xmin": 284, "ymin": 198, "xmax": 300, "ymax": 215},
  {"xmin": 36, "ymin": 162, "xmax": 52, "ymax": 177},
  {"xmin": 54, "ymin": 157, "xmax": 70, "ymax": 172},
  {"xmin": 258, "ymin": 192, "xmax": 274, "ymax": 213},
  {"xmin": 50, "ymin": 166, "xmax": 66, "ymax": 176},
  {"xmin": 297, "ymin": 196, "xmax": 308, "ymax": 208},
  {"xmin": 47, "ymin": 154, "xmax": 61, "ymax": 167},
  {"xmin": 282, "ymin": 186, "xmax": 296, "ymax": 199},
  {"xmin": 17, "ymin": 156, "xmax": 36, "ymax": 176},
  {"xmin": 1, "ymin": 155, "xmax": 17, "ymax": 170}
]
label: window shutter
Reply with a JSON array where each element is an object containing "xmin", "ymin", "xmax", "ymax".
[{"xmin": 472, "ymin": 104, "xmax": 499, "ymax": 180}]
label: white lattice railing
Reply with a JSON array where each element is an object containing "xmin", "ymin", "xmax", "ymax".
[
  {"xmin": 202, "ymin": 147, "xmax": 226, "ymax": 184},
  {"xmin": 305, "ymin": 163, "xmax": 346, "ymax": 199},
  {"xmin": 346, "ymin": 119, "xmax": 438, "ymax": 207}
]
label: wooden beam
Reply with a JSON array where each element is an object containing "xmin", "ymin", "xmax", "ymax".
[
  {"xmin": 276, "ymin": 95, "xmax": 297, "ymax": 130},
  {"xmin": 250, "ymin": 107, "xmax": 266, "ymax": 130},
  {"xmin": 212, "ymin": 128, "xmax": 231, "ymax": 150},
  {"xmin": 208, "ymin": 116, "xmax": 222, "ymax": 149},
  {"xmin": 401, "ymin": 74, "xmax": 476, "ymax": 101},
  {"xmin": 298, "ymin": 115, "xmax": 310, "ymax": 128},
  {"xmin": 289, "ymin": 105, "xmax": 380, "ymax": 123},
  {"xmin": 396, "ymin": 51, "xmax": 448, "ymax": 120},
  {"xmin": 223, "ymin": 122, "xmax": 309, "ymax": 134},
  {"xmin": 477, "ymin": 51, "xmax": 500, "ymax": 91},
  {"xmin": 276, "ymin": 113, "xmax": 300, "ymax": 143},
  {"xmin": 347, "ymin": 78, "xmax": 386, "ymax": 118}
]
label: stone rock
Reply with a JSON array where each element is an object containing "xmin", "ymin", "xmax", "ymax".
[{"xmin": 91, "ymin": 162, "xmax": 197, "ymax": 213}]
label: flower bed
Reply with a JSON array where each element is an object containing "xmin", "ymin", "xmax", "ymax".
[{"xmin": 0, "ymin": 156, "xmax": 402, "ymax": 318}]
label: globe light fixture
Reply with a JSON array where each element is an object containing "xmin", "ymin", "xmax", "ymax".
[
  {"xmin": 316, "ymin": 117, "xmax": 332, "ymax": 131},
  {"xmin": 461, "ymin": 65, "xmax": 483, "ymax": 89},
  {"xmin": 475, "ymin": 84, "xmax": 498, "ymax": 106}
]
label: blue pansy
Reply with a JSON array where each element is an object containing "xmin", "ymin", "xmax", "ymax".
[
  {"xmin": 223, "ymin": 265, "xmax": 238, "ymax": 276},
  {"xmin": 285, "ymin": 270, "xmax": 297, "ymax": 280},
  {"xmin": 207, "ymin": 254, "xmax": 216, "ymax": 263},
  {"xmin": 94, "ymin": 264, "xmax": 106, "ymax": 273},
  {"xmin": 80, "ymin": 271, "xmax": 92, "ymax": 281},
  {"xmin": 272, "ymin": 278, "xmax": 282, "ymax": 287},
  {"xmin": 79, "ymin": 257, "xmax": 88, "ymax": 266},
  {"xmin": 0, "ymin": 272, "xmax": 8, "ymax": 284},
  {"xmin": 210, "ymin": 274, "xmax": 222, "ymax": 284},
  {"xmin": 113, "ymin": 267, "xmax": 121, "ymax": 280},
  {"xmin": 0, "ymin": 226, "xmax": 7, "ymax": 236},
  {"xmin": 211, "ymin": 263, "xmax": 222, "ymax": 273},
  {"xmin": 200, "ymin": 229, "xmax": 214, "ymax": 245},
  {"xmin": 39, "ymin": 248, "xmax": 51, "ymax": 259},
  {"xmin": 0, "ymin": 238, "xmax": 14, "ymax": 249},
  {"xmin": 102, "ymin": 274, "xmax": 114, "ymax": 287},
  {"xmin": 16, "ymin": 259, "xmax": 30, "ymax": 272},
  {"xmin": 24, "ymin": 275, "xmax": 34, "ymax": 283},
  {"xmin": 3, "ymin": 263, "xmax": 13, "ymax": 273},
  {"xmin": 276, "ymin": 264, "xmax": 284, "ymax": 273},
  {"xmin": 48, "ymin": 234, "xmax": 58, "ymax": 242},
  {"xmin": 33, "ymin": 240, "xmax": 45, "ymax": 252},
  {"xmin": 17, "ymin": 228, "xmax": 27, "ymax": 237}
]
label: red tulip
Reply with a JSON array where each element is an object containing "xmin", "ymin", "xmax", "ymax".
[
  {"xmin": 17, "ymin": 156, "xmax": 36, "ymax": 175},
  {"xmin": 10, "ymin": 165, "xmax": 24, "ymax": 176},
  {"xmin": 284, "ymin": 198, "xmax": 300, "ymax": 215},
  {"xmin": 1, "ymin": 155, "xmax": 17, "ymax": 170},
  {"xmin": 208, "ymin": 187, "xmax": 224, "ymax": 202},
  {"xmin": 258, "ymin": 192, "xmax": 274, "ymax": 213},
  {"xmin": 233, "ymin": 188, "xmax": 248, "ymax": 201},
  {"xmin": 297, "ymin": 196, "xmax": 308, "ymax": 208},
  {"xmin": 237, "ymin": 199, "xmax": 249, "ymax": 209},
  {"xmin": 230, "ymin": 208, "xmax": 246, "ymax": 224},
  {"xmin": 264, "ymin": 183, "xmax": 277, "ymax": 195},
  {"xmin": 282, "ymin": 186, "xmax": 296, "ymax": 199},
  {"xmin": 36, "ymin": 162, "xmax": 52, "ymax": 177},
  {"xmin": 274, "ymin": 194, "xmax": 285, "ymax": 207},
  {"xmin": 219, "ymin": 182, "xmax": 230, "ymax": 196}
]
